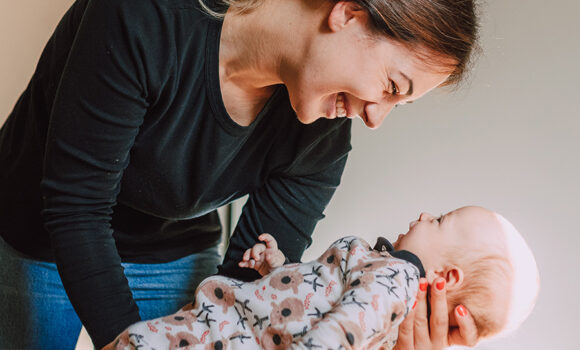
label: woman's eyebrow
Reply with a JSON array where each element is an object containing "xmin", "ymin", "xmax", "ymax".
[{"xmin": 400, "ymin": 72, "xmax": 414, "ymax": 96}]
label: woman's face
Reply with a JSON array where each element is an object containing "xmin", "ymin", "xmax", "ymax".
[{"xmin": 283, "ymin": 2, "xmax": 453, "ymax": 129}]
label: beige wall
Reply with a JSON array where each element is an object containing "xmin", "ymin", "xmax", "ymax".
[
  {"xmin": 1, "ymin": 2, "xmax": 90, "ymax": 348},
  {"xmin": 2, "ymin": 1, "xmax": 579, "ymax": 350},
  {"xmin": 0, "ymin": 1, "xmax": 75, "ymax": 121}
]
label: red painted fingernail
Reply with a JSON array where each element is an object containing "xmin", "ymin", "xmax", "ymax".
[
  {"xmin": 457, "ymin": 305, "xmax": 467, "ymax": 317},
  {"xmin": 436, "ymin": 280, "xmax": 445, "ymax": 290},
  {"xmin": 412, "ymin": 301, "xmax": 417, "ymax": 309},
  {"xmin": 419, "ymin": 281, "xmax": 428, "ymax": 291}
]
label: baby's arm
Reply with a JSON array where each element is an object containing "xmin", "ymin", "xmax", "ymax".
[{"xmin": 238, "ymin": 233, "xmax": 286, "ymax": 276}]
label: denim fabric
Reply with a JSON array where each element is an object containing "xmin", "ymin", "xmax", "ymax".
[{"xmin": 0, "ymin": 236, "xmax": 221, "ymax": 350}]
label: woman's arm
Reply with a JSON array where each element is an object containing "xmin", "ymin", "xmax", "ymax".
[
  {"xmin": 218, "ymin": 119, "xmax": 352, "ymax": 281},
  {"xmin": 39, "ymin": 0, "xmax": 174, "ymax": 347}
]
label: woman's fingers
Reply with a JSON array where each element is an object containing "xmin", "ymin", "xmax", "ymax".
[
  {"xmin": 429, "ymin": 278, "xmax": 449, "ymax": 350},
  {"xmin": 412, "ymin": 278, "xmax": 430, "ymax": 348},
  {"xmin": 448, "ymin": 304, "xmax": 478, "ymax": 347},
  {"xmin": 395, "ymin": 277, "xmax": 460, "ymax": 350},
  {"xmin": 393, "ymin": 307, "xmax": 415, "ymax": 350}
]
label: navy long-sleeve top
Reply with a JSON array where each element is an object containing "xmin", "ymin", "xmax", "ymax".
[{"xmin": 0, "ymin": 0, "xmax": 351, "ymax": 346}]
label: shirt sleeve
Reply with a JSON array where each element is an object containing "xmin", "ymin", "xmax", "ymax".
[
  {"xmin": 218, "ymin": 120, "xmax": 351, "ymax": 281},
  {"xmin": 40, "ymin": 0, "xmax": 173, "ymax": 347},
  {"xmin": 290, "ymin": 237, "xmax": 419, "ymax": 349}
]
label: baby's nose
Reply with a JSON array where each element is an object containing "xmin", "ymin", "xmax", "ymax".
[{"xmin": 419, "ymin": 212, "xmax": 434, "ymax": 221}]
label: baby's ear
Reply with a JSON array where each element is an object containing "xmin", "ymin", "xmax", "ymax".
[{"xmin": 444, "ymin": 266, "xmax": 464, "ymax": 291}]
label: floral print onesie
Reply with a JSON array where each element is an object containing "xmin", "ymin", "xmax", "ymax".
[{"xmin": 112, "ymin": 236, "xmax": 421, "ymax": 350}]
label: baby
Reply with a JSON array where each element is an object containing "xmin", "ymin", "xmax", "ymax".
[{"xmin": 108, "ymin": 206, "xmax": 539, "ymax": 350}]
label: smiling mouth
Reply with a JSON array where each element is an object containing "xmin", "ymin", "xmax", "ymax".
[
  {"xmin": 336, "ymin": 93, "xmax": 347, "ymax": 117},
  {"xmin": 329, "ymin": 93, "xmax": 368, "ymax": 124},
  {"xmin": 334, "ymin": 93, "xmax": 360, "ymax": 119}
]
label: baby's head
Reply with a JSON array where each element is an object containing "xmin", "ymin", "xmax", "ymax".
[{"xmin": 393, "ymin": 206, "xmax": 539, "ymax": 339}]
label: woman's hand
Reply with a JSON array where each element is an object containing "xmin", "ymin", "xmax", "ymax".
[
  {"xmin": 394, "ymin": 277, "xmax": 479, "ymax": 350},
  {"xmin": 238, "ymin": 233, "xmax": 286, "ymax": 276}
]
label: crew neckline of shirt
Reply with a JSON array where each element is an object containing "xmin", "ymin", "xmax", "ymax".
[
  {"xmin": 206, "ymin": 18, "xmax": 283, "ymax": 136},
  {"xmin": 373, "ymin": 236, "xmax": 426, "ymax": 277}
]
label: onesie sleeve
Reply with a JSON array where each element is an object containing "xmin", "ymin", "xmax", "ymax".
[
  {"xmin": 39, "ymin": 0, "xmax": 174, "ymax": 347},
  {"xmin": 218, "ymin": 120, "xmax": 351, "ymax": 281},
  {"xmin": 290, "ymin": 237, "xmax": 419, "ymax": 350}
]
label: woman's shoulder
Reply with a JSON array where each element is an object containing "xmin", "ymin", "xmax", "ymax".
[{"xmin": 90, "ymin": 0, "xmax": 210, "ymax": 28}]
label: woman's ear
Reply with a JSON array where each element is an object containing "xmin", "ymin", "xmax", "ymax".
[{"xmin": 327, "ymin": 1, "xmax": 365, "ymax": 32}]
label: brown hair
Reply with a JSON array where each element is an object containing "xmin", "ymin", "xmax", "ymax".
[
  {"xmin": 199, "ymin": 0, "xmax": 479, "ymax": 86},
  {"xmin": 446, "ymin": 252, "xmax": 514, "ymax": 338},
  {"xmin": 355, "ymin": 0, "xmax": 479, "ymax": 86}
]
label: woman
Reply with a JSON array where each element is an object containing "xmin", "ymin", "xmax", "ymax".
[{"xmin": 0, "ymin": 0, "xmax": 479, "ymax": 349}]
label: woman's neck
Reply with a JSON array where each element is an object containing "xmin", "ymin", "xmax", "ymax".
[
  {"xmin": 217, "ymin": 0, "xmax": 322, "ymax": 125},
  {"xmin": 220, "ymin": 0, "xmax": 316, "ymax": 87}
]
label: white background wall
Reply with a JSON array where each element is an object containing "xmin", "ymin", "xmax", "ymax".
[{"xmin": 1, "ymin": 1, "xmax": 578, "ymax": 349}]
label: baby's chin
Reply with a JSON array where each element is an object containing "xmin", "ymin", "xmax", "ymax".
[{"xmin": 392, "ymin": 233, "xmax": 404, "ymax": 250}]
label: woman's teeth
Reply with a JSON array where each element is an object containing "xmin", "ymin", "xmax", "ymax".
[{"xmin": 336, "ymin": 94, "xmax": 346, "ymax": 118}]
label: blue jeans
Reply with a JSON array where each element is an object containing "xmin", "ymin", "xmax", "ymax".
[{"xmin": 0, "ymin": 236, "xmax": 221, "ymax": 350}]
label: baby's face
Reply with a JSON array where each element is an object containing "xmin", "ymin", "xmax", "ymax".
[{"xmin": 393, "ymin": 206, "xmax": 503, "ymax": 273}]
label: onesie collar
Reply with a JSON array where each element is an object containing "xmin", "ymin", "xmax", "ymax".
[{"xmin": 373, "ymin": 237, "xmax": 425, "ymax": 277}]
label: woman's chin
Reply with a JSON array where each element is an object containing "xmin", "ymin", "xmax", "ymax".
[
  {"xmin": 297, "ymin": 112, "xmax": 337, "ymax": 125},
  {"xmin": 295, "ymin": 114, "xmax": 318, "ymax": 124}
]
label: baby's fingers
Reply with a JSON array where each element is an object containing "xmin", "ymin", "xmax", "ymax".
[
  {"xmin": 251, "ymin": 243, "xmax": 266, "ymax": 260},
  {"xmin": 258, "ymin": 233, "xmax": 278, "ymax": 250},
  {"xmin": 238, "ymin": 247, "xmax": 254, "ymax": 268},
  {"xmin": 264, "ymin": 250, "xmax": 286, "ymax": 269},
  {"xmin": 241, "ymin": 247, "xmax": 252, "ymax": 262}
]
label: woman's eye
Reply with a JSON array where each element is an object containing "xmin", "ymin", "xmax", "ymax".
[{"xmin": 390, "ymin": 81, "xmax": 399, "ymax": 95}]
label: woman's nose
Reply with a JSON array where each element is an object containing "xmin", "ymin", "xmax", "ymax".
[{"xmin": 363, "ymin": 101, "xmax": 396, "ymax": 129}]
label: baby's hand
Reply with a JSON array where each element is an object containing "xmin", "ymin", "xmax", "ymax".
[{"xmin": 238, "ymin": 233, "xmax": 286, "ymax": 276}]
